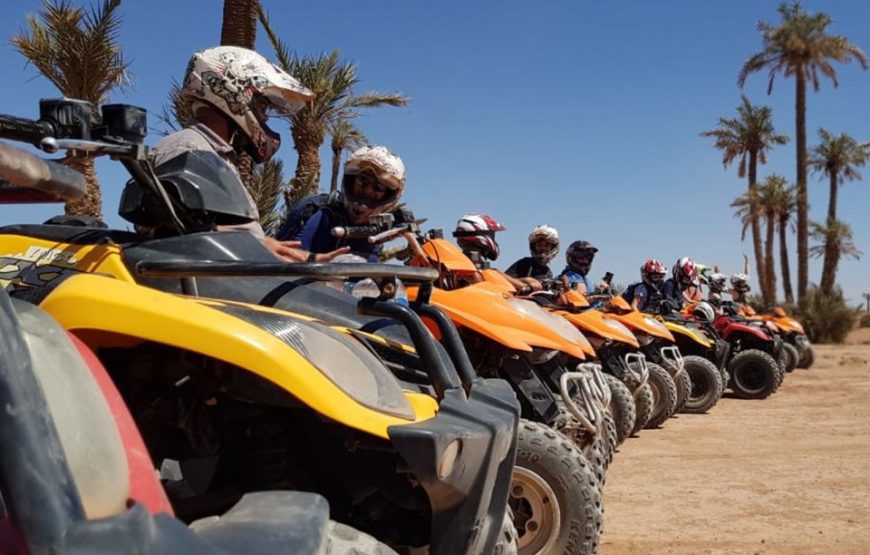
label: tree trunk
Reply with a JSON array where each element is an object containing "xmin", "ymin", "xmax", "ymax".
[
  {"xmin": 220, "ymin": 0, "xmax": 257, "ymax": 49},
  {"xmin": 330, "ymin": 144, "xmax": 341, "ymax": 193},
  {"xmin": 747, "ymin": 150, "xmax": 769, "ymax": 304},
  {"xmin": 62, "ymin": 155, "xmax": 102, "ymax": 220},
  {"xmin": 795, "ymin": 67, "xmax": 809, "ymax": 300},
  {"xmin": 291, "ymin": 124, "xmax": 325, "ymax": 199},
  {"xmin": 220, "ymin": 0, "xmax": 258, "ymax": 192},
  {"xmin": 819, "ymin": 173, "xmax": 839, "ymax": 295},
  {"xmin": 779, "ymin": 215, "xmax": 794, "ymax": 304},
  {"xmin": 764, "ymin": 211, "xmax": 776, "ymax": 306}
]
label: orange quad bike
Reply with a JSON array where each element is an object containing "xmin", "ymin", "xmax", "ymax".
[
  {"xmin": 744, "ymin": 305, "xmax": 808, "ymax": 372},
  {"xmin": 519, "ymin": 285, "xmax": 678, "ymax": 439},
  {"xmin": 347, "ymin": 219, "xmax": 610, "ymax": 555}
]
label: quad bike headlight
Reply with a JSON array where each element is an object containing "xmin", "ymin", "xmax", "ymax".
[
  {"xmin": 506, "ymin": 297, "xmax": 593, "ymax": 353},
  {"xmin": 215, "ymin": 304, "xmax": 415, "ymax": 420}
]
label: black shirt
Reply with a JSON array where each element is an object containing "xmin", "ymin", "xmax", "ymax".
[{"xmin": 504, "ymin": 257, "xmax": 553, "ymax": 281}]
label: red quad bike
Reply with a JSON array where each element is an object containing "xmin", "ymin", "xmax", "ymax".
[
  {"xmin": 0, "ymin": 143, "xmax": 403, "ymax": 555},
  {"xmin": 712, "ymin": 301, "xmax": 783, "ymax": 400}
]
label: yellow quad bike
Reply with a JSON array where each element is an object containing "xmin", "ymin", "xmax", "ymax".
[
  {"xmin": 0, "ymin": 104, "xmax": 520, "ymax": 554},
  {"xmin": 656, "ymin": 310, "xmax": 727, "ymax": 414}
]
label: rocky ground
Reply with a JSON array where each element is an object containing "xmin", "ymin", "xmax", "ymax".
[{"xmin": 602, "ymin": 333, "xmax": 870, "ymax": 554}]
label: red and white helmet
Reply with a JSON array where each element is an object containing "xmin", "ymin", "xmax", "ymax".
[
  {"xmin": 341, "ymin": 145, "xmax": 406, "ymax": 223},
  {"xmin": 453, "ymin": 213, "xmax": 506, "ymax": 261},
  {"xmin": 641, "ymin": 259, "xmax": 667, "ymax": 286},
  {"xmin": 673, "ymin": 257, "xmax": 699, "ymax": 288},
  {"xmin": 182, "ymin": 46, "xmax": 313, "ymax": 163},
  {"xmin": 528, "ymin": 225, "xmax": 560, "ymax": 264}
]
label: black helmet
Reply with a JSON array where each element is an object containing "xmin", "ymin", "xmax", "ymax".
[{"xmin": 566, "ymin": 240, "xmax": 598, "ymax": 275}]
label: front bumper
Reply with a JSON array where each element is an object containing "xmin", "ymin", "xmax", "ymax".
[{"xmin": 389, "ymin": 378, "xmax": 518, "ymax": 555}]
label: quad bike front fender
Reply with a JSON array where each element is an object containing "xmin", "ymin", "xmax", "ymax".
[
  {"xmin": 662, "ymin": 320, "xmax": 714, "ymax": 348},
  {"xmin": 39, "ymin": 274, "xmax": 435, "ymax": 439},
  {"xmin": 605, "ymin": 311, "xmax": 674, "ymax": 341}
]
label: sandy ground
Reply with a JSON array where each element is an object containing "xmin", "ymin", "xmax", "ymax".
[{"xmin": 601, "ymin": 336, "xmax": 870, "ymax": 555}]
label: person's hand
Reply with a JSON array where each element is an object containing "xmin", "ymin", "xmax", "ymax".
[
  {"xmin": 596, "ymin": 281, "xmax": 611, "ymax": 293},
  {"xmin": 521, "ymin": 277, "xmax": 544, "ymax": 292},
  {"xmin": 260, "ymin": 237, "xmax": 350, "ymax": 263}
]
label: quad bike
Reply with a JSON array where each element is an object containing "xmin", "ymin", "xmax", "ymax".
[
  {"xmin": 0, "ymin": 102, "xmax": 520, "ymax": 554},
  {"xmin": 706, "ymin": 301, "xmax": 783, "ymax": 400},
  {"xmin": 596, "ymin": 294, "xmax": 694, "ymax": 418},
  {"xmin": 0, "ymin": 163, "xmax": 397, "ymax": 555},
  {"xmin": 759, "ymin": 308, "xmax": 812, "ymax": 369},
  {"xmin": 348, "ymin": 222, "xmax": 608, "ymax": 555}
]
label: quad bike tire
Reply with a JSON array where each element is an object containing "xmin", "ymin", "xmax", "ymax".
[
  {"xmin": 727, "ymin": 349, "xmax": 779, "ymax": 400},
  {"xmin": 672, "ymin": 368, "xmax": 692, "ymax": 413},
  {"xmin": 580, "ymin": 412, "xmax": 617, "ymax": 487},
  {"xmin": 492, "ymin": 509, "xmax": 520, "ymax": 555},
  {"xmin": 603, "ymin": 374, "xmax": 636, "ymax": 445},
  {"xmin": 797, "ymin": 344, "xmax": 815, "ymax": 369},
  {"xmin": 644, "ymin": 363, "xmax": 678, "ymax": 429},
  {"xmin": 780, "ymin": 342, "xmax": 799, "ymax": 373},
  {"xmin": 680, "ymin": 355, "xmax": 723, "ymax": 414},
  {"xmin": 631, "ymin": 383, "xmax": 653, "ymax": 436},
  {"xmin": 326, "ymin": 521, "xmax": 398, "ymax": 554},
  {"xmin": 511, "ymin": 420, "xmax": 603, "ymax": 555}
]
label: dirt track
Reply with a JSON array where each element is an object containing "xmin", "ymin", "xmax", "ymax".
[{"xmin": 602, "ymin": 335, "xmax": 870, "ymax": 555}]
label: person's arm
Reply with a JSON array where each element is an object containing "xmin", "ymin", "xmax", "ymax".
[{"xmin": 632, "ymin": 285, "xmax": 646, "ymax": 311}]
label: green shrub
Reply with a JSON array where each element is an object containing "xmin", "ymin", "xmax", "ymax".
[
  {"xmin": 791, "ymin": 286, "xmax": 859, "ymax": 343},
  {"xmin": 860, "ymin": 313, "xmax": 870, "ymax": 328}
]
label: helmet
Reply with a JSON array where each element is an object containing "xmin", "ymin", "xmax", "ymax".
[
  {"xmin": 730, "ymin": 273, "xmax": 751, "ymax": 294},
  {"xmin": 528, "ymin": 225, "xmax": 560, "ymax": 265},
  {"xmin": 453, "ymin": 213, "xmax": 506, "ymax": 261},
  {"xmin": 182, "ymin": 46, "xmax": 314, "ymax": 163},
  {"xmin": 341, "ymin": 146, "xmax": 406, "ymax": 224},
  {"xmin": 566, "ymin": 240, "xmax": 598, "ymax": 275},
  {"xmin": 707, "ymin": 272, "xmax": 728, "ymax": 293},
  {"xmin": 692, "ymin": 301, "xmax": 716, "ymax": 323},
  {"xmin": 641, "ymin": 259, "xmax": 667, "ymax": 287},
  {"xmin": 673, "ymin": 257, "xmax": 699, "ymax": 289}
]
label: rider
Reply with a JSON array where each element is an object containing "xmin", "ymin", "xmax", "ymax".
[
  {"xmin": 706, "ymin": 272, "xmax": 729, "ymax": 307},
  {"xmin": 663, "ymin": 257, "xmax": 700, "ymax": 308},
  {"xmin": 728, "ymin": 273, "xmax": 757, "ymax": 316},
  {"xmin": 453, "ymin": 212, "xmax": 537, "ymax": 292},
  {"xmin": 559, "ymin": 240, "xmax": 610, "ymax": 295},
  {"xmin": 504, "ymin": 225, "xmax": 560, "ymax": 291},
  {"xmin": 150, "ymin": 46, "xmax": 346, "ymax": 263},
  {"xmin": 625, "ymin": 259, "xmax": 668, "ymax": 312},
  {"xmin": 288, "ymin": 145, "xmax": 405, "ymax": 262}
]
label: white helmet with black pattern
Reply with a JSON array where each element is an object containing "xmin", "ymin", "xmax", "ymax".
[
  {"xmin": 528, "ymin": 225, "xmax": 560, "ymax": 265},
  {"xmin": 182, "ymin": 46, "xmax": 313, "ymax": 163}
]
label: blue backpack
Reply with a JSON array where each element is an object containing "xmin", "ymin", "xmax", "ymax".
[{"xmin": 276, "ymin": 192, "xmax": 344, "ymax": 241}]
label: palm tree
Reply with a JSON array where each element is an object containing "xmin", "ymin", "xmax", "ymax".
[
  {"xmin": 258, "ymin": 6, "xmax": 408, "ymax": 198},
  {"xmin": 249, "ymin": 158, "xmax": 286, "ymax": 236},
  {"xmin": 220, "ymin": 0, "xmax": 257, "ymax": 48},
  {"xmin": 739, "ymin": 1, "xmax": 868, "ymax": 301},
  {"xmin": 12, "ymin": 0, "xmax": 130, "ymax": 219},
  {"xmin": 809, "ymin": 219, "xmax": 861, "ymax": 293},
  {"xmin": 809, "ymin": 129, "xmax": 870, "ymax": 294},
  {"xmin": 702, "ymin": 96, "xmax": 788, "ymax": 305},
  {"xmin": 756, "ymin": 174, "xmax": 791, "ymax": 304},
  {"xmin": 328, "ymin": 118, "xmax": 367, "ymax": 193},
  {"xmin": 768, "ymin": 177, "xmax": 798, "ymax": 303},
  {"xmin": 731, "ymin": 190, "xmax": 767, "ymax": 300},
  {"xmin": 863, "ymin": 292, "xmax": 870, "ymax": 312}
]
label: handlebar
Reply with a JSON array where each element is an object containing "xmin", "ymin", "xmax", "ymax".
[
  {"xmin": 331, "ymin": 223, "xmax": 411, "ymax": 245},
  {"xmin": 0, "ymin": 114, "xmax": 55, "ymax": 147},
  {"xmin": 0, "ymin": 142, "xmax": 86, "ymax": 202}
]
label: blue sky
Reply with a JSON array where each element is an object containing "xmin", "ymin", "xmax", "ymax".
[{"xmin": 1, "ymin": 0, "xmax": 869, "ymax": 304}]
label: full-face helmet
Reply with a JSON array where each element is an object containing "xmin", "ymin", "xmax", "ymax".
[
  {"xmin": 528, "ymin": 225, "xmax": 560, "ymax": 265},
  {"xmin": 453, "ymin": 213, "xmax": 506, "ymax": 261},
  {"xmin": 182, "ymin": 46, "xmax": 313, "ymax": 163}
]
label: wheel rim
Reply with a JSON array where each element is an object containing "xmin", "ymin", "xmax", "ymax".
[
  {"xmin": 509, "ymin": 467, "xmax": 561, "ymax": 554},
  {"xmin": 689, "ymin": 370, "xmax": 709, "ymax": 400}
]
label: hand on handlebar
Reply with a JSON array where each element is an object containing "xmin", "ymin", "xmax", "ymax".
[{"xmin": 261, "ymin": 237, "xmax": 350, "ymax": 263}]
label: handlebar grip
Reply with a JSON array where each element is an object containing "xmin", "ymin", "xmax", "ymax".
[
  {"xmin": 331, "ymin": 225, "xmax": 381, "ymax": 239},
  {"xmin": 0, "ymin": 142, "xmax": 86, "ymax": 202},
  {"xmin": 0, "ymin": 114, "xmax": 54, "ymax": 146}
]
